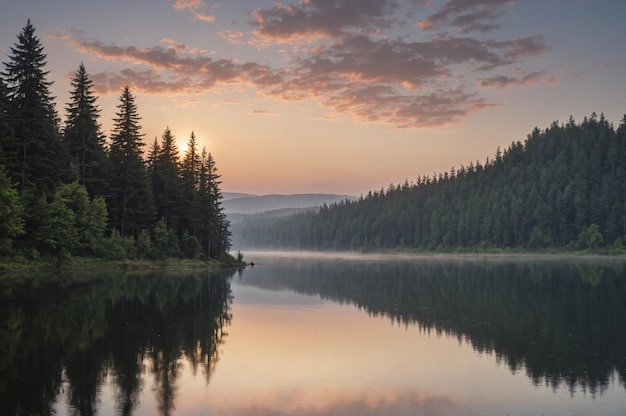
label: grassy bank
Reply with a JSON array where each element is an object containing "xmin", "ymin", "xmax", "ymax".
[{"xmin": 0, "ymin": 254, "xmax": 247, "ymax": 273}]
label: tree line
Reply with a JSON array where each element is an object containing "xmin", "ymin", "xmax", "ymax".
[
  {"xmin": 237, "ymin": 112, "xmax": 626, "ymax": 251},
  {"xmin": 0, "ymin": 20, "xmax": 232, "ymax": 263}
]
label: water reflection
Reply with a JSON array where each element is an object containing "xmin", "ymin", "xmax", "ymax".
[
  {"xmin": 2, "ymin": 255, "xmax": 626, "ymax": 415},
  {"xmin": 0, "ymin": 268, "xmax": 233, "ymax": 416},
  {"xmin": 239, "ymin": 254, "xmax": 626, "ymax": 396}
]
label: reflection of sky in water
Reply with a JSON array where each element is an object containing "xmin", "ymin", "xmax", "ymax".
[
  {"xmin": 52, "ymin": 256, "xmax": 626, "ymax": 416},
  {"xmin": 183, "ymin": 281, "xmax": 625, "ymax": 416},
  {"xmin": 232, "ymin": 283, "xmax": 326, "ymax": 308}
]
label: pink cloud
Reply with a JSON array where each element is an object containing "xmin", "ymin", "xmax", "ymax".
[
  {"xmin": 173, "ymin": 0, "xmax": 204, "ymax": 11},
  {"xmin": 173, "ymin": 0, "xmax": 216, "ymax": 23},
  {"xmin": 60, "ymin": 0, "xmax": 553, "ymax": 130},
  {"xmin": 195, "ymin": 12, "xmax": 216, "ymax": 23}
]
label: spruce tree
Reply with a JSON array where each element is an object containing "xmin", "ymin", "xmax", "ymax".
[
  {"xmin": 64, "ymin": 63, "xmax": 110, "ymax": 198},
  {"xmin": 151, "ymin": 127, "xmax": 183, "ymax": 230},
  {"xmin": 0, "ymin": 79, "xmax": 14, "ymax": 167},
  {"xmin": 108, "ymin": 86, "xmax": 154, "ymax": 237},
  {"xmin": 2, "ymin": 19, "xmax": 68, "ymax": 195},
  {"xmin": 197, "ymin": 148, "xmax": 230, "ymax": 258},
  {"xmin": 180, "ymin": 131, "xmax": 200, "ymax": 235}
]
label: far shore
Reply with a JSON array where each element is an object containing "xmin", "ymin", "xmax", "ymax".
[{"xmin": 239, "ymin": 248, "xmax": 626, "ymax": 262}]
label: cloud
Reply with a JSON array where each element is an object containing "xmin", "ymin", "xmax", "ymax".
[
  {"xmin": 418, "ymin": 0, "xmax": 516, "ymax": 33},
  {"xmin": 160, "ymin": 38, "xmax": 187, "ymax": 52},
  {"xmin": 173, "ymin": 0, "xmax": 215, "ymax": 23},
  {"xmin": 219, "ymin": 30, "xmax": 246, "ymax": 45},
  {"xmin": 249, "ymin": 109, "xmax": 277, "ymax": 116},
  {"xmin": 173, "ymin": 0, "xmax": 204, "ymax": 11},
  {"xmin": 478, "ymin": 70, "xmax": 556, "ymax": 89},
  {"xmin": 250, "ymin": 0, "xmax": 400, "ymax": 42},
  {"xmin": 60, "ymin": 0, "xmax": 553, "ymax": 129}
]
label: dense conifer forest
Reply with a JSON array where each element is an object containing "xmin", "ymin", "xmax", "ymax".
[
  {"xmin": 0, "ymin": 20, "xmax": 232, "ymax": 264},
  {"xmin": 237, "ymin": 112, "xmax": 626, "ymax": 252}
]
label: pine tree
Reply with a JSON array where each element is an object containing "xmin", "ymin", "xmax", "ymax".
[
  {"xmin": 197, "ymin": 148, "xmax": 230, "ymax": 258},
  {"xmin": 64, "ymin": 63, "xmax": 110, "ymax": 198},
  {"xmin": 2, "ymin": 19, "xmax": 68, "ymax": 195},
  {"xmin": 180, "ymin": 131, "xmax": 201, "ymax": 235},
  {"xmin": 108, "ymin": 86, "xmax": 154, "ymax": 237},
  {"xmin": 0, "ymin": 79, "xmax": 15, "ymax": 167},
  {"xmin": 151, "ymin": 126, "xmax": 183, "ymax": 230}
]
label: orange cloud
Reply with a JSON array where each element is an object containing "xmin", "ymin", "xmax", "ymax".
[
  {"xmin": 195, "ymin": 12, "xmax": 216, "ymax": 23},
  {"xmin": 173, "ymin": 0, "xmax": 204, "ymax": 11},
  {"xmin": 173, "ymin": 0, "xmax": 215, "ymax": 23}
]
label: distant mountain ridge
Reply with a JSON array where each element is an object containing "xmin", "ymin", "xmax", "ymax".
[
  {"xmin": 222, "ymin": 192, "xmax": 257, "ymax": 201},
  {"xmin": 222, "ymin": 193, "xmax": 356, "ymax": 215}
]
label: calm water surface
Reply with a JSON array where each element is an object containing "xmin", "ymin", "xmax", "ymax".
[{"xmin": 1, "ymin": 252, "xmax": 626, "ymax": 415}]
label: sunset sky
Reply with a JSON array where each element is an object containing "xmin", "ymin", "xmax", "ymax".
[{"xmin": 1, "ymin": 0, "xmax": 625, "ymax": 196}]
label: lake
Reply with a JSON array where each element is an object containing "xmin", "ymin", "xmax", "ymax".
[{"xmin": 1, "ymin": 252, "xmax": 626, "ymax": 415}]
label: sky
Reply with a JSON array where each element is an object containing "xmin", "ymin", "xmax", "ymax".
[{"xmin": 1, "ymin": 0, "xmax": 625, "ymax": 196}]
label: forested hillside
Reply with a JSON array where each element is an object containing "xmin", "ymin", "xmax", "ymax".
[
  {"xmin": 239, "ymin": 113, "xmax": 626, "ymax": 251},
  {"xmin": 0, "ymin": 21, "xmax": 232, "ymax": 263}
]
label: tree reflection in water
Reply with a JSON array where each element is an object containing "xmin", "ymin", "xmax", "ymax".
[
  {"xmin": 239, "ymin": 255, "xmax": 626, "ymax": 396},
  {"xmin": 0, "ymin": 268, "xmax": 234, "ymax": 416}
]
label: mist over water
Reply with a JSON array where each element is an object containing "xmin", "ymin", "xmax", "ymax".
[{"xmin": 2, "ymin": 252, "xmax": 626, "ymax": 415}]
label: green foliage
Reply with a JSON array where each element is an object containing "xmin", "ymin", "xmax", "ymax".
[
  {"xmin": 181, "ymin": 231, "xmax": 201, "ymax": 260},
  {"xmin": 104, "ymin": 229, "xmax": 126, "ymax": 260},
  {"xmin": 108, "ymin": 86, "xmax": 155, "ymax": 237},
  {"xmin": 136, "ymin": 229, "xmax": 152, "ymax": 259},
  {"xmin": 54, "ymin": 182, "xmax": 108, "ymax": 256},
  {"xmin": 36, "ymin": 189, "xmax": 77, "ymax": 261},
  {"xmin": 151, "ymin": 219, "xmax": 182, "ymax": 260},
  {"xmin": 151, "ymin": 126, "xmax": 184, "ymax": 230},
  {"xmin": 0, "ymin": 21, "xmax": 233, "ymax": 263},
  {"xmin": 64, "ymin": 63, "xmax": 110, "ymax": 198},
  {"xmin": 0, "ymin": 165, "xmax": 23, "ymax": 255},
  {"xmin": 2, "ymin": 19, "xmax": 69, "ymax": 196},
  {"xmin": 578, "ymin": 223, "xmax": 604, "ymax": 250},
  {"xmin": 33, "ymin": 182, "xmax": 109, "ymax": 261},
  {"xmin": 237, "ymin": 113, "xmax": 626, "ymax": 252}
]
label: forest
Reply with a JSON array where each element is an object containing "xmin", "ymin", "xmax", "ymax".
[
  {"xmin": 237, "ymin": 112, "xmax": 626, "ymax": 252},
  {"xmin": 0, "ymin": 20, "xmax": 233, "ymax": 264}
]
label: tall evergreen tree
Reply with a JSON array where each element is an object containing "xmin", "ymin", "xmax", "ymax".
[
  {"xmin": 64, "ymin": 63, "xmax": 110, "ymax": 198},
  {"xmin": 0, "ymin": 79, "xmax": 15, "ymax": 166},
  {"xmin": 197, "ymin": 148, "xmax": 230, "ymax": 258},
  {"xmin": 151, "ymin": 127, "xmax": 183, "ymax": 230},
  {"xmin": 180, "ymin": 131, "xmax": 200, "ymax": 235},
  {"xmin": 2, "ymin": 19, "xmax": 68, "ymax": 195},
  {"xmin": 108, "ymin": 86, "xmax": 154, "ymax": 237}
]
